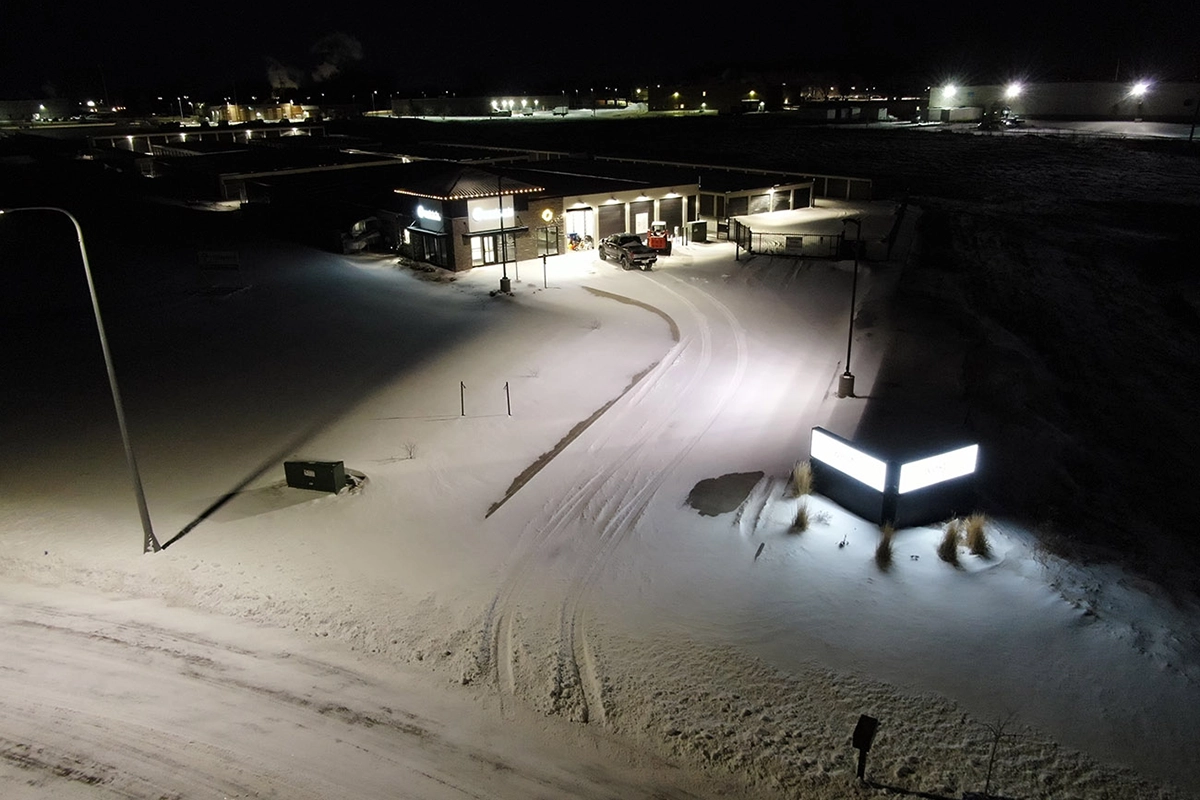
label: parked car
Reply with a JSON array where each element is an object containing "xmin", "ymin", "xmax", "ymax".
[{"xmin": 598, "ymin": 233, "xmax": 658, "ymax": 270}]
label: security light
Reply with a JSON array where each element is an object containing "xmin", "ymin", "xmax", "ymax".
[
  {"xmin": 1131, "ymin": 81, "xmax": 1150, "ymax": 97},
  {"xmin": 1005, "ymin": 82, "xmax": 1022, "ymax": 99}
]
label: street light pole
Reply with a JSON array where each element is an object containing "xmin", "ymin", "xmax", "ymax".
[
  {"xmin": 839, "ymin": 217, "xmax": 862, "ymax": 398},
  {"xmin": 0, "ymin": 206, "xmax": 161, "ymax": 553},
  {"xmin": 498, "ymin": 175, "xmax": 510, "ymax": 293}
]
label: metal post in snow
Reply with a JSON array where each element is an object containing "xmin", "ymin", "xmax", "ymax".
[
  {"xmin": 505, "ymin": 381, "xmax": 511, "ymax": 416},
  {"xmin": 460, "ymin": 381, "xmax": 465, "ymax": 416},
  {"xmin": 542, "ymin": 254, "xmax": 547, "ymax": 288},
  {"xmin": 838, "ymin": 218, "xmax": 862, "ymax": 398}
]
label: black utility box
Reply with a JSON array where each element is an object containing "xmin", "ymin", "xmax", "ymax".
[{"xmin": 284, "ymin": 460, "xmax": 345, "ymax": 493}]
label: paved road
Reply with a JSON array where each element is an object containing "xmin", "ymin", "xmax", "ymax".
[{"xmin": 0, "ymin": 583, "xmax": 722, "ymax": 799}]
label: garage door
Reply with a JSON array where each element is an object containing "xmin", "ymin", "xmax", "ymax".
[
  {"xmin": 659, "ymin": 197, "xmax": 683, "ymax": 234},
  {"xmin": 598, "ymin": 205, "xmax": 625, "ymax": 238}
]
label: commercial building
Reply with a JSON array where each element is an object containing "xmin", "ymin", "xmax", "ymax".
[{"xmin": 928, "ymin": 81, "xmax": 1200, "ymax": 122}]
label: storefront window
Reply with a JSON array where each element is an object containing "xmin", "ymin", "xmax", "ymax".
[
  {"xmin": 537, "ymin": 226, "xmax": 559, "ymax": 257},
  {"xmin": 470, "ymin": 233, "xmax": 517, "ymax": 266},
  {"xmin": 411, "ymin": 230, "xmax": 448, "ymax": 267},
  {"xmin": 471, "ymin": 235, "xmax": 496, "ymax": 266}
]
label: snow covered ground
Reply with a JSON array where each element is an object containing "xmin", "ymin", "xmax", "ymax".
[{"xmin": 2, "ymin": 198, "xmax": 1199, "ymax": 799}]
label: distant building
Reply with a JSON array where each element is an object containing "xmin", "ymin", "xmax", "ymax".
[
  {"xmin": 391, "ymin": 94, "xmax": 600, "ymax": 118},
  {"xmin": 928, "ymin": 81, "xmax": 1200, "ymax": 122},
  {"xmin": 209, "ymin": 101, "xmax": 318, "ymax": 123},
  {"xmin": 87, "ymin": 127, "xmax": 872, "ymax": 265}
]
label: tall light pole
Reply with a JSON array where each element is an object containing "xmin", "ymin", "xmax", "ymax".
[
  {"xmin": 838, "ymin": 217, "xmax": 862, "ymax": 398},
  {"xmin": 0, "ymin": 207, "xmax": 161, "ymax": 554},
  {"xmin": 498, "ymin": 175, "xmax": 510, "ymax": 293}
]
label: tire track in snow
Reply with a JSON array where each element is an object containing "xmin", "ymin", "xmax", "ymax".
[
  {"xmin": 478, "ymin": 331, "xmax": 700, "ymax": 713},
  {"xmin": 478, "ymin": 273, "xmax": 749, "ymax": 727},
  {"xmin": 560, "ymin": 273, "xmax": 749, "ymax": 727}
]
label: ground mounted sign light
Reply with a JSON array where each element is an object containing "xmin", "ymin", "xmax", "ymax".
[
  {"xmin": 898, "ymin": 444, "xmax": 978, "ymax": 494},
  {"xmin": 809, "ymin": 428, "xmax": 890, "ymax": 524},
  {"xmin": 810, "ymin": 428, "xmax": 886, "ymax": 491},
  {"xmin": 809, "ymin": 428, "xmax": 980, "ymax": 527}
]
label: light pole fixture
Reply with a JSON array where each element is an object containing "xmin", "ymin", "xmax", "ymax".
[
  {"xmin": 839, "ymin": 217, "xmax": 862, "ymax": 399},
  {"xmin": 1130, "ymin": 81, "xmax": 1150, "ymax": 121},
  {"xmin": 0, "ymin": 206, "xmax": 161, "ymax": 554}
]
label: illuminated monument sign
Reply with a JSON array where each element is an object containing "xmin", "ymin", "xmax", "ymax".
[{"xmin": 809, "ymin": 428, "xmax": 979, "ymax": 526}]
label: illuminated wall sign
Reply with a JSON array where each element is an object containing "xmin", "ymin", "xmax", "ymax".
[
  {"xmin": 898, "ymin": 444, "xmax": 978, "ymax": 494},
  {"xmin": 540, "ymin": 208, "xmax": 554, "ymax": 222},
  {"xmin": 810, "ymin": 428, "xmax": 887, "ymax": 492},
  {"xmin": 412, "ymin": 200, "xmax": 445, "ymax": 232},
  {"xmin": 467, "ymin": 196, "xmax": 515, "ymax": 233},
  {"xmin": 471, "ymin": 206, "xmax": 514, "ymax": 222}
]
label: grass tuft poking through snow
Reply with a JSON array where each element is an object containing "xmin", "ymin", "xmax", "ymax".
[
  {"xmin": 790, "ymin": 460, "xmax": 813, "ymax": 498},
  {"xmin": 875, "ymin": 524, "xmax": 895, "ymax": 571},
  {"xmin": 792, "ymin": 499, "xmax": 810, "ymax": 532},
  {"xmin": 939, "ymin": 519, "xmax": 962, "ymax": 565},
  {"xmin": 965, "ymin": 512, "xmax": 990, "ymax": 557}
]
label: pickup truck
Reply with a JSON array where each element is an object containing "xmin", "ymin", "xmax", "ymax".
[{"xmin": 597, "ymin": 233, "xmax": 658, "ymax": 271}]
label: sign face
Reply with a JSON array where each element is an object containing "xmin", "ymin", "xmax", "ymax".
[
  {"xmin": 412, "ymin": 200, "xmax": 445, "ymax": 232},
  {"xmin": 467, "ymin": 195, "xmax": 515, "ymax": 232},
  {"xmin": 810, "ymin": 428, "xmax": 887, "ymax": 492},
  {"xmin": 898, "ymin": 444, "xmax": 978, "ymax": 494}
]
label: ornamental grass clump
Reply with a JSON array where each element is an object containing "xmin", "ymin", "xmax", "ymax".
[
  {"xmin": 875, "ymin": 524, "xmax": 895, "ymax": 570},
  {"xmin": 938, "ymin": 519, "xmax": 962, "ymax": 565},
  {"xmin": 792, "ymin": 499, "xmax": 810, "ymax": 532},
  {"xmin": 965, "ymin": 512, "xmax": 991, "ymax": 557},
  {"xmin": 790, "ymin": 460, "xmax": 813, "ymax": 498}
]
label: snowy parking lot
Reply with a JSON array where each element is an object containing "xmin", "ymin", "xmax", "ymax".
[{"xmin": 2, "ymin": 210, "xmax": 1198, "ymax": 798}]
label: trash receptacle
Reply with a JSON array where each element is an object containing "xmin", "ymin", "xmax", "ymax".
[{"xmin": 687, "ymin": 220, "xmax": 707, "ymax": 244}]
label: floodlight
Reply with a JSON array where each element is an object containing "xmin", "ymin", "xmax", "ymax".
[
  {"xmin": 1131, "ymin": 81, "xmax": 1150, "ymax": 97},
  {"xmin": 1005, "ymin": 82, "xmax": 1022, "ymax": 99}
]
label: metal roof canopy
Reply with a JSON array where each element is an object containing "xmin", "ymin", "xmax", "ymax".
[{"xmin": 392, "ymin": 163, "xmax": 544, "ymax": 201}]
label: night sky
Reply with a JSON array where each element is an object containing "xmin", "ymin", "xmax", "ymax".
[{"xmin": 0, "ymin": 0, "xmax": 1195, "ymax": 103}]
